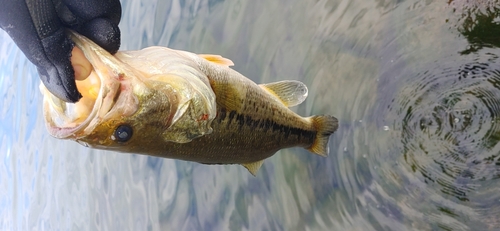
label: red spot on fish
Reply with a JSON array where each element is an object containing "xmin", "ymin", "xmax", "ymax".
[
  {"xmin": 198, "ymin": 114, "xmax": 209, "ymax": 121},
  {"xmin": 118, "ymin": 73, "xmax": 125, "ymax": 80},
  {"xmin": 121, "ymin": 84, "xmax": 128, "ymax": 91}
]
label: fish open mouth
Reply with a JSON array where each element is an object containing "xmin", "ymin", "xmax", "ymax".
[
  {"xmin": 41, "ymin": 32, "xmax": 122, "ymax": 139},
  {"xmin": 41, "ymin": 68, "xmax": 120, "ymax": 139}
]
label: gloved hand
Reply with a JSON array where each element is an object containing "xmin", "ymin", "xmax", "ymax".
[{"xmin": 0, "ymin": 0, "xmax": 121, "ymax": 103}]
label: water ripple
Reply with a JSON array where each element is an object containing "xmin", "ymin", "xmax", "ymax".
[{"xmin": 385, "ymin": 52, "xmax": 500, "ymax": 227}]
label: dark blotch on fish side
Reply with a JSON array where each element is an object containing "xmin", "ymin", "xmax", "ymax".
[
  {"xmin": 236, "ymin": 114, "xmax": 245, "ymax": 130},
  {"xmin": 218, "ymin": 108, "xmax": 227, "ymax": 121},
  {"xmin": 222, "ymin": 109, "xmax": 316, "ymax": 144},
  {"xmin": 245, "ymin": 115, "xmax": 253, "ymax": 127},
  {"xmin": 227, "ymin": 110, "xmax": 236, "ymax": 127}
]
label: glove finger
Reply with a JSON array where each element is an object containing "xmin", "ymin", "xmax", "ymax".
[
  {"xmin": 28, "ymin": 0, "xmax": 82, "ymax": 102},
  {"xmin": 62, "ymin": 0, "xmax": 121, "ymax": 25},
  {"xmin": 0, "ymin": 0, "xmax": 81, "ymax": 103},
  {"xmin": 77, "ymin": 18, "xmax": 120, "ymax": 54},
  {"xmin": 26, "ymin": 0, "xmax": 62, "ymax": 39},
  {"xmin": 38, "ymin": 29, "xmax": 82, "ymax": 103}
]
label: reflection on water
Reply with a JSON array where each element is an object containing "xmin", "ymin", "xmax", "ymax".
[
  {"xmin": 2, "ymin": 0, "xmax": 500, "ymax": 230},
  {"xmin": 450, "ymin": 0, "xmax": 500, "ymax": 54}
]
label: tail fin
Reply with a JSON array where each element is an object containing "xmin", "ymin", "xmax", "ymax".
[{"xmin": 307, "ymin": 115, "xmax": 338, "ymax": 156}]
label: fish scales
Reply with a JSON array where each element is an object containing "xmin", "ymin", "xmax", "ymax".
[{"xmin": 148, "ymin": 65, "xmax": 319, "ymax": 164}]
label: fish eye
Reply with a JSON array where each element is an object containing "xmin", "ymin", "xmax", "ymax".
[{"xmin": 113, "ymin": 124, "xmax": 133, "ymax": 143}]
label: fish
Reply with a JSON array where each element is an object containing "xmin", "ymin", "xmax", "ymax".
[{"xmin": 39, "ymin": 31, "xmax": 338, "ymax": 175}]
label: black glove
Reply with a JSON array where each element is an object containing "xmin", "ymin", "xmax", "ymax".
[{"xmin": 0, "ymin": 0, "xmax": 121, "ymax": 103}]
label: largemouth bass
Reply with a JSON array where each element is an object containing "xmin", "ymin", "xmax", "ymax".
[{"xmin": 40, "ymin": 31, "xmax": 338, "ymax": 175}]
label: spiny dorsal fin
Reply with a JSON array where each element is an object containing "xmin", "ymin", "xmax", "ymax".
[
  {"xmin": 241, "ymin": 160, "xmax": 264, "ymax": 176},
  {"xmin": 260, "ymin": 80, "xmax": 308, "ymax": 107},
  {"xmin": 199, "ymin": 54, "xmax": 234, "ymax": 67}
]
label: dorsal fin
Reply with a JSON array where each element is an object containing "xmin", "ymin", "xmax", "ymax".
[
  {"xmin": 259, "ymin": 80, "xmax": 308, "ymax": 107},
  {"xmin": 199, "ymin": 54, "xmax": 234, "ymax": 67},
  {"xmin": 241, "ymin": 160, "xmax": 264, "ymax": 176}
]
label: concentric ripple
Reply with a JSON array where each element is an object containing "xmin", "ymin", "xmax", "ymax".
[{"xmin": 388, "ymin": 57, "xmax": 500, "ymax": 202}]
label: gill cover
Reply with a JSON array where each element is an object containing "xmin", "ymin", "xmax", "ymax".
[{"xmin": 115, "ymin": 47, "xmax": 217, "ymax": 143}]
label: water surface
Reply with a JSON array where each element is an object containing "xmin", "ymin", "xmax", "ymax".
[{"xmin": 1, "ymin": 0, "xmax": 500, "ymax": 230}]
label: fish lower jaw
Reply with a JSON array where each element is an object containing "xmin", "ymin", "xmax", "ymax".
[{"xmin": 45, "ymin": 123, "xmax": 86, "ymax": 139}]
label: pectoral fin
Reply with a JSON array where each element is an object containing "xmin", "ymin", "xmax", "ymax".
[
  {"xmin": 260, "ymin": 80, "xmax": 308, "ymax": 107},
  {"xmin": 241, "ymin": 160, "xmax": 264, "ymax": 176},
  {"xmin": 199, "ymin": 54, "xmax": 234, "ymax": 67},
  {"xmin": 150, "ymin": 74, "xmax": 216, "ymax": 144},
  {"xmin": 163, "ymin": 100, "xmax": 214, "ymax": 143}
]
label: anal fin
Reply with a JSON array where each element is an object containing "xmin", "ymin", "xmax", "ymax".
[
  {"xmin": 260, "ymin": 80, "xmax": 308, "ymax": 107},
  {"xmin": 241, "ymin": 160, "xmax": 264, "ymax": 176}
]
